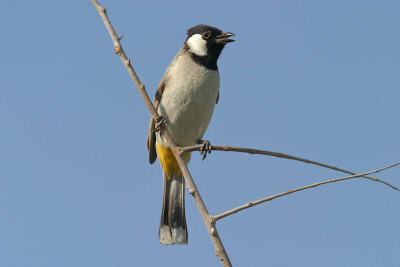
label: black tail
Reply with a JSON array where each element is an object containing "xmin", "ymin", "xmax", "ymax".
[{"xmin": 159, "ymin": 173, "xmax": 188, "ymax": 245}]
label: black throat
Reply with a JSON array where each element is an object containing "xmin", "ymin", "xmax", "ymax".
[
  {"xmin": 184, "ymin": 43, "xmax": 219, "ymax": 71},
  {"xmin": 189, "ymin": 54, "xmax": 218, "ymax": 70}
]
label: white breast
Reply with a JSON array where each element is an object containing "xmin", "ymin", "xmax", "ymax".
[{"xmin": 157, "ymin": 53, "xmax": 220, "ymax": 147}]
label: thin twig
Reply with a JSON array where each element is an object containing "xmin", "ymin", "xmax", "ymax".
[
  {"xmin": 91, "ymin": 1, "xmax": 232, "ymax": 266},
  {"xmin": 182, "ymin": 145, "xmax": 400, "ymax": 191},
  {"xmin": 213, "ymin": 163, "xmax": 398, "ymax": 221}
]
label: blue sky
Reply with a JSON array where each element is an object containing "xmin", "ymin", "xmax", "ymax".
[{"xmin": 1, "ymin": 1, "xmax": 399, "ymax": 266}]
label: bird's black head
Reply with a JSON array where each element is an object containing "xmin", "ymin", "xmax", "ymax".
[{"xmin": 185, "ymin": 24, "xmax": 235, "ymax": 70}]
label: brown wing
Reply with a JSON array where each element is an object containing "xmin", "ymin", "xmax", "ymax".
[{"xmin": 146, "ymin": 79, "xmax": 166, "ymax": 164}]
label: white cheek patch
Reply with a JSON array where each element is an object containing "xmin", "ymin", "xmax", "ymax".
[{"xmin": 186, "ymin": 34, "xmax": 207, "ymax": 56}]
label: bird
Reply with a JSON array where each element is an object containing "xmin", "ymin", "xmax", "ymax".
[{"xmin": 146, "ymin": 24, "xmax": 235, "ymax": 245}]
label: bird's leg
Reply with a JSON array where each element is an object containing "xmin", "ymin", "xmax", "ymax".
[
  {"xmin": 197, "ymin": 139, "xmax": 212, "ymax": 161},
  {"xmin": 154, "ymin": 116, "xmax": 167, "ymax": 132}
]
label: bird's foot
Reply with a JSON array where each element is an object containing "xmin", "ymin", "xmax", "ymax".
[
  {"xmin": 154, "ymin": 116, "xmax": 167, "ymax": 132},
  {"xmin": 197, "ymin": 139, "xmax": 212, "ymax": 161}
]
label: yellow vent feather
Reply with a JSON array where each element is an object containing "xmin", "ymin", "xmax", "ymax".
[{"xmin": 156, "ymin": 141, "xmax": 191, "ymax": 179}]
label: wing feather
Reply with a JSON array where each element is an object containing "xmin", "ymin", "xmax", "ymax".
[{"xmin": 147, "ymin": 78, "xmax": 166, "ymax": 164}]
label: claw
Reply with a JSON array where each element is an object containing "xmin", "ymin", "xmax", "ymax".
[
  {"xmin": 154, "ymin": 116, "xmax": 167, "ymax": 132},
  {"xmin": 198, "ymin": 140, "xmax": 212, "ymax": 160}
]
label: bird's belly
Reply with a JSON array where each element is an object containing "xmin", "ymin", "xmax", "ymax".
[{"xmin": 157, "ymin": 71, "xmax": 219, "ymax": 147}]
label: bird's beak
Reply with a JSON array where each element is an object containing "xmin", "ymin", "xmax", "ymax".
[{"xmin": 215, "ymin": 32, "xmax": 236, "ymax": 44}]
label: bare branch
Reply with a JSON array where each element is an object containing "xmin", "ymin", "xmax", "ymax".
[
  {"xmin": 182, "ymin": 145, "xmax": 400, "ymax": 191},
  {"xmin": 91, "ymin": 0, "xmax": 158, "ymax": 119},
  {"xmin": 213, "ymin": 163, "xmax": 398, "ymax": 221},
  {"xmin": 91, "ymin": 1, "xmax": 232, "ymax": 265}
]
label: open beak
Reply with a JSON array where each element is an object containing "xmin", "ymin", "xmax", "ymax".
[{"xmin": 215, "ymin": 32, "xmax": 236, "ymax": 44}]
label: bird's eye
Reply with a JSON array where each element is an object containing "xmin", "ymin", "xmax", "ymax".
[{"xmin": 202, "ymin": 31, "xmax": 211, "ymax": 39}]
